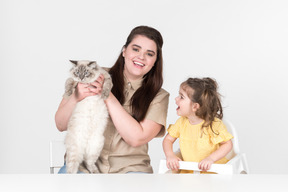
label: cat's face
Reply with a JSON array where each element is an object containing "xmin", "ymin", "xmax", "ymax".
[{"xmin": 69, "ymin": 60, "xmax": 100, "ymax": 83}]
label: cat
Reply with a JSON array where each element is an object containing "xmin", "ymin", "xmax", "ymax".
[{"xmin": 63, "ymin": 60, "xmax": 113, "ymax": 174}]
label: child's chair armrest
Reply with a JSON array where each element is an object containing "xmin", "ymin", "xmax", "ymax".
[{"xmin": 158, "ymin": 160, "xmax": 233, "ymax": 174}]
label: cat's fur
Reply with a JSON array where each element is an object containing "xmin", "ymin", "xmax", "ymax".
[{"xmin": 64, "ymin": 60, "xmax": 112, "ymax": 174}]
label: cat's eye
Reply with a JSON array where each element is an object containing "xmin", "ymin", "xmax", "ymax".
[{"xmin": 85, "ymin": 71, "xmax": 90, "ymax": 76}]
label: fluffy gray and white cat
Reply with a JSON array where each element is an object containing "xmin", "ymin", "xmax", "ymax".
[{"xmin": 63, "ymin": 60, "xmax": 112, "ymax": 174}]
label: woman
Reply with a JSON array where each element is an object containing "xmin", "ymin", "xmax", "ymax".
[{"xmin": 55, "ymin": 26, "xmax": 169, "ymax": 173}]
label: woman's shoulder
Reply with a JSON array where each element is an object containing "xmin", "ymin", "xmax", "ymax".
[
  {"xmin": 152, "ymin": 88, "xmax": 170, "ymax": 104},
  {"xmin": 157, "ymin": 88, "xmax": 170, "ymax": 97},
  {"xmin": 102, "ymin": 67, "xmax": 110, "ymax": 72}
]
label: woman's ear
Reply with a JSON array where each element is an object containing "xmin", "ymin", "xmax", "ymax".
[{"xmin": 122, "ymin": 47, "xmax": 126, "ymax": 57}]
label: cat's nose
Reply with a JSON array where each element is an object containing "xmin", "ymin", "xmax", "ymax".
[{"xmin": 79, "ymin": 74, "xmax": 85, "ymax": 80}]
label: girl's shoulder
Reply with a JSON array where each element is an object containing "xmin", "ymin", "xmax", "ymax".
[
  {"xmin": 175, "ymin": 116, "xmax": 189, "ymax": 125},
  {"xmin": 212, "ymin": 117, "xmax": 223, "ymax": 125},
  {"xmin": 210, "ymin": 118, "xmax": 226, "ymax": 131},
  {"xmin": 209, "ymin": 118, "xmax": 234, "ymax": 143}
]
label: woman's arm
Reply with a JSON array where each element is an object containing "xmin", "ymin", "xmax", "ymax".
[
  {"xmin": 104, "ymin": 92, "xmax": 162, "ymax": 147},
  {"xmin": 198, "ymin": 140, "xmax": 233, "ymax": 171},
  {"xmin": 163, "ymin": 134, "xmax": 181, "ymax": 170},
  {"xmin": 55, "ymin": 95, "xmax": 78, "ymax": 132},
  {"xmin": 55, "ymin": 75, "xmax": 104, "ymax": 132}
]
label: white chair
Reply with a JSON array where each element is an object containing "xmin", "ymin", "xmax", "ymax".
[
  {"xmin": 49, "ymin": 140, "xmax": 66, "ymax": 174},
  {"xmin": 158, "ymin": 119, "xmax": 249, "ymax": 174}
]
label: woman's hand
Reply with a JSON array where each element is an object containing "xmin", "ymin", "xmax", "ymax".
[
  {"xmin": 166, "ymin": 155, "xmax": 181, "ymax": 171},
  {"xmin": 74, "ymin": 74, "xmax": 105, "ymax": 102},
  {"xmin": 55, "ymin": 74, "xmax": 105, "ymax": 132}
]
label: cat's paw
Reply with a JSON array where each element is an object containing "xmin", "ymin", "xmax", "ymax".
[
  {"xmin": 101, "ymin": 89, "xmax": 110, "ymax": 100},
  {"xmin": 66, "ymin": 164, "xmax": 79, "ymax": 174},
  {"xmin": 64, "ymin": 78, "xmax": 76, "ymax": 97},
  {"xmin": 86, "ymin": 164, "xmax": 100, "ymax": 174},
  {"xmin": 65, "ymin": 78, "xmax": 75, "ymax": 87}
]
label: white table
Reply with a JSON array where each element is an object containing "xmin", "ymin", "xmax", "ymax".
[{"xmin": 0, "ymin": 174, "xmax": 287, "ymax": 192}]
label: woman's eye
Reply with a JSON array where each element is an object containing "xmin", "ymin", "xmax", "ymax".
[
  {"xmin": 132, "ymin": 48, "xmax": 139, "ymax": 52},
  {"xmin": 147, "ymin": 53, "xmax": 154, "ymax": 57}
]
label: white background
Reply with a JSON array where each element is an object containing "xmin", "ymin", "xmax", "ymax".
[{"xmin": 0, "ymin": 0, "xmax": 287, "ymax": 174}]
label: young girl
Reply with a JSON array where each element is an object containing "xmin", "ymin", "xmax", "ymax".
[{"xmin": 163, "ymin": 77, "xmax": 233, "ymax": 173}]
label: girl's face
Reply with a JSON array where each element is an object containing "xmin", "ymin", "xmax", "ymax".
[
  {"xmin": 122, "ymin": 35, "xmax": 157, "ymax": 81},
  {"xmin": 175, "ymin": 88, "xmax": 198, "ymax": 117}
]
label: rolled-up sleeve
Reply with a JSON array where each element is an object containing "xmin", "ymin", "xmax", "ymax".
[{"xmin": 145, "ymin": 88, "xmax": 170, "ymax": 137}]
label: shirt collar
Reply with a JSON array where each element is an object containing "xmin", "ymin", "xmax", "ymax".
[{"xmin": 124, "ymin": 76, "xmax": 143, "ymax": 90}]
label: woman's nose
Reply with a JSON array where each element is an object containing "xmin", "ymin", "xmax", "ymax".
[{"xmin": 137, "ymin": 51, "xmax": 145, "ymax": 60}]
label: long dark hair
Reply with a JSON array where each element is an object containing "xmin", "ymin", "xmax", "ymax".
[
  {"xmin": 181, "ymin": 77, "xmax": 223, "ymax": 133},
  {"xmin": 109, "ymin": 26, "xmax": 164, "ymax": 121}
]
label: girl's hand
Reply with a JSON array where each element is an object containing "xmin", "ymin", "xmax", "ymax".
[
  {"xmin": 166, "ymin": 155, "xmax": 181, "ymax": 171},
  {"xmin": 198, "ymin": 157, "xmax": 215, "ymax": 172},
  {"xmin": 74, "ymin": 75, "xmax": 104, "ymax": 102}
]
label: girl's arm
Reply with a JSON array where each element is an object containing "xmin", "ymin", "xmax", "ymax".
[
  {"xmin": 198, "ymin": 140, "xmax": 233, "ymax": 171},
  {"xmin": 104, "ymin": 92, "xmax": 163, "ymax": 147},
  {"xmin": 163, "ymin": 134, "xmax": 181, "ymax": 170},
  {"xmin": 55, "ymin": 75, "xmax": 104, "ymax": 132}
]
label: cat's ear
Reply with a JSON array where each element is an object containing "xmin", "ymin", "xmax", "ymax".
[
  {"xmin": 69, "ymin": 60, "xmax": 78, "ymax": 66},
  {"xmin": 88, "ymin": 61, "xmax": 98, "ymax": 69}
]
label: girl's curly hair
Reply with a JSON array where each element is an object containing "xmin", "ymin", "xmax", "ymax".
[{"xmin": 181, "ymin": 77, "xmax": 223, "ymax": 134}]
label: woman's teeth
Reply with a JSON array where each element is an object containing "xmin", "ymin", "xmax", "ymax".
[{"xmin": 134, "ymin": 61, "xmax": 144, "ymax": 67}]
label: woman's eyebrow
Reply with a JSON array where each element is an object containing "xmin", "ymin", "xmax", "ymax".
[
  {"xmin": 132, "ymin": 44, "xmax": 141, "ymax": 48},
  {"xmin": 147, "ymin": 50, "xmax": 156, "ymax": 55},
  {"xmin": 132, "ymin": 44, "xmax": 156, "ymax": 54}
]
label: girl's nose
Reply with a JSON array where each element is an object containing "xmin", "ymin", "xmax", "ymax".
[{"xmin": 175, "ymin": 96, "xmax": 179, "ymax": 103}]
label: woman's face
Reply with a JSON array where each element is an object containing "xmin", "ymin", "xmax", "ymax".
[{"xmin": 122, "ymin": 35, "xmax": 157, "ymax": 81}]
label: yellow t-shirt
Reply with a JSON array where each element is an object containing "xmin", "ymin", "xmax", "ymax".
[{"xmin": 167, "ymin": 117, "xmax": 233, "ymax": 173}]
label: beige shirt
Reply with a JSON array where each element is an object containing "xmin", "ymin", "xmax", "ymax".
[{"xmin": 96, "ymin": 78, "xmax": 169, "ymax": 173}]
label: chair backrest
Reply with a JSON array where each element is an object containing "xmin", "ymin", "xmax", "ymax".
[
  {"xmin": 49, "ymin": 140, "xmax": 65, "ymax": 174},
  {"xmin": 222, "ymin": 119, "xmax": 239, "ymax": 160}
]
